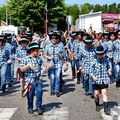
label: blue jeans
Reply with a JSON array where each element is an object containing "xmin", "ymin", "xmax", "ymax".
[
  {"xmin": 83, "ymin": 74, "xmax": 93, "ymax": 94},
  {"xmin": 6, "ymin": 64, "xmax": 12, "ymax": 84},
  {"xmin": 114, "ymin": 63, "xmax": 120, "ymax": 81},
  {"xmin": 0, "ymin": 64, "xmax": 7, "ymax": 88},
  {"xmin": 48, "ymin": 67, "xmax": 62, "ymax": 93},
  {"xmin": 27, "ymin": 80, "xmax": 43, "ymax": 110},
  {"xmin": 70, "ymin": 60, "xmax": 75, "ymax": 78},
  {"xmin": 75, "ymin": 59, "xmax": 81, "ymax": 81}
]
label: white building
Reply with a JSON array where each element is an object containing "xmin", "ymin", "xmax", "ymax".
[{"xmin": 75, "ymin": 11, "xmax": 120, "ymax": 33}]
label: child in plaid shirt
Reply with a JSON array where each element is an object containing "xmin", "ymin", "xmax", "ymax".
[
  {"xmin": 91, "ymin": 45, "xmax": 112, "ymax": 115},
  {"xmin": 20, "ymin": 42, "xmax": 44, "ymax": 115}
]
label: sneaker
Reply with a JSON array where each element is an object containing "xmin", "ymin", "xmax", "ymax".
[
  {"xmin": 56, "ymin": 93, "xmax": 60, "ymax": 97},
  {"xmin": 28, "ymin": 109, "xmax": 34, "ymax": 114},
  {"xmin": 77, "ymin": 80, "xmax": 80, "ymax": 84},
  {"xmin": 96, "ymin": 106, "xmax": 100, "ymax": 112},
  {"xmin": 50, "ymin": 92, "xmax": 55, "ymax": 96},
  {"xmin": 37, "ymin": 109, "xmax": 44, "ymax": 115},
  {"xmin": 2, "ymin": 84, "xmax": 6, "ymax": 93}
]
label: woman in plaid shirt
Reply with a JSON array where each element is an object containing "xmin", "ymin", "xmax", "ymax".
[
  {"xmin": 16, "ymin": 37, "xmax": 29, "ymax": 96},
  {"xmin": 0, "ymin": 35, "xmax": 10, "ymax": 93},
  {"xmin": 91, "ymin": 45, "xmax": 112, "ymax": 115},
  {"xmin": 78, "ymin": 38, "xmax": 96, "ymax": 98},
  {"xmin": 113, "ymin": 30, "xmax": 120, "ymax": 87},
  {"xmin": 44, "ymin": 32, "xmax": 65, "ymax": 97}
]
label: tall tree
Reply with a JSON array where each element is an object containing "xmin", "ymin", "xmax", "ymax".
[
  {"xmin": 8, "ymin": 0, "xmax": 66, "ymax": 31},
  {"xmin": 93, "ymin": 4, "xmax": 103, "ymax": 12},
  {"xmin": 108, "ymin": 3, "xmax": 117, "ymax": 13},
  {"xmin": 80, "ymin": 3, "xmax": 93, "ymax": 14},
  {"xmin": 66, "ymin": 4, "xmax": 80, "ymax": 24},
  {"xmin": 0, "ymin": 5, "xmax": 7, "ymax": 21}
]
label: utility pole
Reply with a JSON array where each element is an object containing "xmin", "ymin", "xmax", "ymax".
[{"xmin": 44, "ymin": 2, "xmax": 48, "ymax": 34}]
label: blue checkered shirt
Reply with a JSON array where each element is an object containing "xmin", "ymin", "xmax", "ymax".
[
  {"xmin": 4, "ymin": 43, "xmax": 15, "ymax": 62},
  {"xmin": 16, "ymin": 45, "xmax": 28, "ymax": 66},
  {"xmin": 107, "ymin": 40, "xmax": 114, "ymax": 59},
  {"xmin": 44, "ymin": 42, "xmax": 65, "ymax": 68},
  {"xmin": 98, "ymin": 40, "xmax": 108, "ymax": 51},
  {"xmin": 0, "ymin": 45, "xmax": 10, "ymax": 67},
  {"xmin": 72, "ymin": 40, "xmax": 84, "ymax": 60},
  {"xmin": 113, "ymin": 39, "xmax": 120, "ymax": 63},
  {"xmin": 66, "ymin": 39, "xmax": 74, "ymax": 51},
  {"xmin": 20, "ymin": 55, "xmax": 43, "ymax": 83},
  {"xmin": 90, "ymin": 57, "xmax": 112, "ymax": 85},
  {"xmin": 80, "ymin": 46, "xmax": 96, "ymax": 74}
]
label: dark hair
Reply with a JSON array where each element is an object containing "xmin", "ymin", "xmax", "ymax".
[
  {"xmin": 108, "ymin": 32, "xmax": 116, "ymax": 40},
  {"xmin": 116, "ymin": 30, "xmax": 120, "ymax": 35}
]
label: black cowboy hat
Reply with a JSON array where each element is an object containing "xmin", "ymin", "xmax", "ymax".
[{"xmin": 26, "ymin": 42, "xmax": 40, "ymax": 53}]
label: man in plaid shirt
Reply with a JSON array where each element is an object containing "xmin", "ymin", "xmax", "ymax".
[
  {"xmin": 113, "ymin": 30, "xmax": 120, "ymax": 87},
  {"xmin": 90, "ymin": 45, "xmax": 112, "ymax": 115},
  {"xmin": 44, "ymin": 32, "xmax": 65, "ymax": 97},
  {"xmin": 20, "ymin": 42, "xmax": 43, "ymax": 115},
  {"xmin": 0, "ymin": 35, "xmax": 10, "ymax": 93}
]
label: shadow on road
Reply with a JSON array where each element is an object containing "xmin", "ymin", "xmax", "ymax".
[{"xmin": 43, "ymin": 102, "xmax": 63, "ymax": 112}]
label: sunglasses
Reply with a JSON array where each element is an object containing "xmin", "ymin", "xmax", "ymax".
[{"xmin": 118, "ymin": 34, "xmax": 120, "ymax": 36}]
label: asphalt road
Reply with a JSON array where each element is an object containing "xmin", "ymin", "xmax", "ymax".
[{"xmin": 0, "ymin": 62, "xmax": 120, "ymax": 120}]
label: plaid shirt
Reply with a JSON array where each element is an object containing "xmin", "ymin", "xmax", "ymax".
[
  {"xmin": 113, "ymin": 39, "xmax": 120, "ymax": 63},
  {"xmin": 80, "ymin": 46, "xmax": 96, "ymax": 74},
  {"xmin": 66, "ymin": 39, "xmax": 74, "ymax": 51},
  {"xmin": 16, "ymin": 45, "xmax": 28, "ymax": 66},
  {"xmin": 44, "ymin": 42, "xmax": 65, "ymax": 68},
  {"xmin": 0, "ymin": 45, "xmax": 10, "ymax": 67},
  {"xmin": 72, "ymin": 40, "xmax": 84, "ymax": 60},
  {"xmin": 4, "ymin": 43, "xmax": 15, "ymax": 62},
  {"xmin": 98, "ymin": 40, "xmax": 108, "ymax": 51},
  {"xmin": 107, "ymin": 40, "xmax": 114, "ymax": 58},
  {"xmin": 20, "ymin": 55, "xmax": 43, "ymax": 83},
  {"xmin": 90, "ymin": 57, "xmax": 112, "ymax": 85}
]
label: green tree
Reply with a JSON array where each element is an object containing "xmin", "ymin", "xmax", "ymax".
[
  {"xmin": 108, "ymin": 3, "xmax": 117, "ymax": 13},
  {"xmin": 93, "ymin": 4, "xmax": 103, "ymax": 12},
  {"xmin": 80, "ymin": 3, "xmax": 93, "ymax": 14},
  {"xmin": 0, "ymin": 5, "xmax": 7, "ymax": 21},
  {"xmin": 102, "ymin": 4, "xmax": 108, "ymax": 13},
  {"xmin": 66, "ymin": 4, "xmax": 80, "ymax": 24},
  {"xmin": 7, "ymin": 0, "xmax": 66, "ymax": 31}
]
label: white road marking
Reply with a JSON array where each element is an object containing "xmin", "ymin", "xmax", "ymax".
[
  {"xmin": 101, "ymin": 106, "xmax": 120, "ymax": 120},
  {"xmin": 42, "ymin": 107, "xmax": 69, "ymax": 120},
  {"xmin": 0, "ymin": 108, "xmax": 17, "ymax": 120}
]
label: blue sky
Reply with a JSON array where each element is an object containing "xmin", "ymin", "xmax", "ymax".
[
  {"xmin": 0, "ymin": 0, "xmax": 7, "ymax": 6},
  {"xmin": 65, "ymin": 0, "xmax": 120, "ymax": 5}
]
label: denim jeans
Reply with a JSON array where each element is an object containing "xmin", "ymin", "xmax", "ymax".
[
  {"xmin": 83, "ymin": 74, "xmax": 93, "ymax": 94},
  {"xmin": 70, "ymin": 60, "xmax": 75, "ymax": 78},
  {"xmin": 48, "ymin": 67, "xmax": 62, "ymax": 93},
  {"xmin": 114, "ymin": 63, "xmax": 120, "ymax": 81},
  {"xmin": 6, "ymin": 64, "xmax": 12, "ymax": 84},
  {"xmin": 27, "ymin": 80, "xmax": 43, "ymax": 110},
  {"xmin": 0, "ymin": 64, "xmax": 7, "ymax": 88},
  {"xmin": 75, "ymin": 59, "xmax": 81, "ymax": 81}
]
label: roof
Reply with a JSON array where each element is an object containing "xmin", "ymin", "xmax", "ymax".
[{"xmin": 79, "ymin": 11, "xmax": 102, "ymax": 18}]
